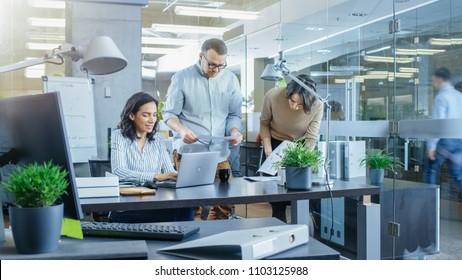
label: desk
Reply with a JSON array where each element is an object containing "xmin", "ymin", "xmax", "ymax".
[
  {"xmin": 80, "ymin": 178, "xmax": 380, "ymax": 259},
  {"xmin": 0, "ymin": 218, "xmax": 339, "ymax": 260}
]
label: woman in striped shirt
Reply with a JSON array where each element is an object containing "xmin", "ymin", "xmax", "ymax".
[{"xmin": 109, "ymin": 92, "xmax": 193, "ymax": 223}]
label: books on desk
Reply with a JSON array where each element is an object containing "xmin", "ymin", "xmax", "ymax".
[{"xmin": 76, "ymin": 177, "xmax": 119, "ymax": 198}]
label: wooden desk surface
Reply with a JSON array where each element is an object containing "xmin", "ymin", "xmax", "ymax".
[{"xmin": 80, "ymin": 178, "xmax": 379, "ymax": 213}]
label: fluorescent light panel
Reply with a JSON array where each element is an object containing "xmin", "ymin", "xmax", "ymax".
[
  {"xmin": 27, "ymin": 0, "xmax": 65, "ymax": 9},
  {"xmin": 174, "ymin": 5, "xmax": 260, "ymax": 20},
  {"xmin": 364, "ymin": 55, "xmax": 415, "ymax": 63},
  {"xmin": 151, "ymin": 24, "xmax": 229, "ymax": 35},
  {"xmin": 141, "ymin": 37, "xmax": 198, "ymax": 46},
  {"xmin": 395, "ymin": 48, "xmax": 445, "ymax": 55},
  {"xmin": 428, "ymin": 38, "xmax": 462, "ymax": 46},
  {"xmin": 26, "ymin": 42, "xmax": 60, "ymax": 50},
  {"xmin": 27, "ymin": 17, "xmax": 65, "ymax": 27},
  {"xmin": 141, "ymin": 47, "xmax": 178, "ymax": 54}
]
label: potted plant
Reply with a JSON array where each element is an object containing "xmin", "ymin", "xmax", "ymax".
[
  {"xmin": 360, "ymin": 149, "xmax": 403, "ymax": 186},
  {"xmin": 4, "ymin": 161, "xmax": 68, "ymax": 254},
  {"xmin": 274, "ymin": 140, "xmax": 322, "ymax": 190}
]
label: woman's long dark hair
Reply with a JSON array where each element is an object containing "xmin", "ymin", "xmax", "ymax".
[
  {"xmin": 285, "ymin": 74, "xmax": 317, "ymax": 113},
  {"xmin": 118, "ymin": 92, "xmax": 159, "ymax": 142}
]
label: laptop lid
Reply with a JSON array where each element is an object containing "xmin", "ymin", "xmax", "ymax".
[{"xmin": 175, "ymin": 151, "xmax": 220, "ymax": 188}]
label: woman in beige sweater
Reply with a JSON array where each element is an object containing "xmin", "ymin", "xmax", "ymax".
[{"xmin": 260, "ymin": 74, "xmax": 323, "ymax": 222}]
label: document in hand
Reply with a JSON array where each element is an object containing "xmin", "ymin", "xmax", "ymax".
[
  {"xmin": 257, "ymin": 140, "xmax": 292, "ymax": 175},
  {"xmin": 157, "ymin": 224, "xmax": 308, "ymax": 260}
]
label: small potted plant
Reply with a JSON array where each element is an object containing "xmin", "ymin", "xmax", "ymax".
[
  {"xmin": 274, "ymin": 139, "xmax": 322, "ymax": 190},
  {"xmin": 4, "ymin": 161, "xmax": 68, "ymax": 254},
  {"xmin": 360, "ymin": 149, "xmax": 403, "ymax": 186}
]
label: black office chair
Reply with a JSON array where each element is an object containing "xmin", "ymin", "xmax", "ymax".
[
  {"xmin": 88, "ymin": 159, "xmax": 112, "ymax": 177},
  {"xmin": 87, "ymin": 159, "xmax": 112, "ymax": 222}
]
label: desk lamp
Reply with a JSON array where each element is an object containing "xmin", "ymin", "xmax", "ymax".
[
  {"xmin": 0, "ymin": 36, "xmax": 127, "ymax": 75},
  {"xmin": 261, "ymin": 60, "xmax": 333, "ymax": 188}
]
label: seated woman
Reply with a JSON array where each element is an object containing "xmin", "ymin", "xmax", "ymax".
[{"xmin": 109, "ymin": 92, "xmax": 193, "ymax": 223}]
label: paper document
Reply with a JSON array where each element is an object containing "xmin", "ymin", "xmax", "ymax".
[
  {"xmin": 257, "ymin": 140, "xmax": 292, "ymax": 175},
  {"xmin": 197, "ymin": 134, "xmax": 239, "ymax": 141},
  {"xmin": 244, "ymin": 176, "xmax": 280, "ymax": 182}
]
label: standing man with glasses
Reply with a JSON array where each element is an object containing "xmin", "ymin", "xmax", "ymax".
[{"xmin": 162, "ymin": 38, "xmax": 243, "ymax": 220}]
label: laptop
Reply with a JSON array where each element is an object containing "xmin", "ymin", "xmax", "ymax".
[{"xmin": 156, "ymin": 151, "xmax": 220, "ymax": 188}]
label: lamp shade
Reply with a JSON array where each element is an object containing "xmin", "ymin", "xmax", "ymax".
[
  {"xmin": 261, "ymin": 64, "xmax": 283, "ymax": 81},
  {"xmin": 80, "ymin": 36, "xmax": 128, "ymax": 75}
]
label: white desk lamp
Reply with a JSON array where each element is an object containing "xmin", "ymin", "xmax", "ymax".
[
  {"xmin": 261, "ymin": 60, "xmax": 333, "ymax": 188},
  {"xmin": 0, "ymin": 36, "xmax": 127, "ymax": 75}
]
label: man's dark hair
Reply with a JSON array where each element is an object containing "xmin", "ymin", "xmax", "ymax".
[
  {"xmin": 285, "ymin": 74, "xmax": 318, "ymax": 113},
  {"xmin": 118, "ymin": 92, "xmax": 159, "ymax": 142},
  {"xmin": 201, "ymin": 38, "xmax": 227, "ymax": 55},
  {"xmin": 434, "ymin": 67, "xmax": 451, "ymax": 81}
]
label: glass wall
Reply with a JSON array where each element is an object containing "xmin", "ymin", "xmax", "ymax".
[{"xmin": 1, "ymin": 0, "xmax": 460, "ymax": 260}]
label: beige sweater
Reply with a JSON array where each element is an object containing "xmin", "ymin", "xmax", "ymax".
[{"xmin": 260, "ymin": 87, "xmax": 323, "ymax": 148}]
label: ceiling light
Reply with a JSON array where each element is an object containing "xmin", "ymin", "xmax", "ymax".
[
  {"xmin": 390, "ymin": 72, "xmax": 414, "ymax": 78},
  {"xmin": 27, "ymin": 17, "xmax": 65, "ymax": 28},
  {"xmin": 141, "ymin": 37, "xmax": 198, "ymax": 46},
  {"xmin": 330, "ymin": 66, "xmax": 371, "ymax": 72},
  {"xmin": 151, "ymin": 24, "xmax": 229, "ymax": 35},
  {"xmin": 174, "ymin": 6, "xmax": 260, "ymax": 20},
  {"xmin": 349, "ymin": 13, "xmax": 367, "ymax": 17},
  {"xmin": 27, "ymin": 0, "xmax": 65, "ymax": 9},
  {"xmin": 305, "ymin": 26, "xmax": 325, "ymax": 31},
  {"xmin": 26, "ymin": 42, "xmax": 60, "ymax": 50},
  {"xmin": 141, "ymin": 47, "xmax": 178, "ymax": 55},
  {"xmin": 395, "ymin": 48, "xmax": 445, "ymax": 55},
  {"xmin": 364, "ymin": 55, "xmax": 415, "ymax": 63},
  {"xmin": 365, "ymin": 46, "xmax": 391, "ymax": 54},
  {"xmin": 399, "ymin": 67, "xmax": 419, "ymax": 73},
  {"xmin": 316, "ymin": 49, "xmax": 331, "ymax": 54},
  {"xmin": 310, "ymin": 71, "xmax": 353, "ymax": 77},
  {"xmin": 428, "ymin": 38, "xmax": 462, "ymax": 46}
]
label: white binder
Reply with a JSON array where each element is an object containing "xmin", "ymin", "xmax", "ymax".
[{"xmin": 158, "ymin": 224, "xmax": 309, "ymax": 260}]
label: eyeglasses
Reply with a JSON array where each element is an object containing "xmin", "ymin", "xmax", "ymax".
[{"xmin": 202, "ymin": 53, "xmax": 227, "ymax": 70}]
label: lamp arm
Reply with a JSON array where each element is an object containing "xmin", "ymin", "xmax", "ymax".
[
  {"xmin": 274, "ymin": 60, "xmax": 333, "ymax": 188},
  {"xmin": 0, "ymin": 43, "xmax": 83, "ymax": 75}
]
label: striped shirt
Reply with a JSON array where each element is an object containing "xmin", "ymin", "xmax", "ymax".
[{"xmin": 110, "ymin": 129, "xmax": 175, "ymax": 184}]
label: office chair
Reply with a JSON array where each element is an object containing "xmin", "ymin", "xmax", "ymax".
[{"xmin": 88, "ymin": 159, "xmax": 112, "ymax": 177}]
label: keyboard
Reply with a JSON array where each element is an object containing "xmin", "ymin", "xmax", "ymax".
[{"xmin": 81, "ymin": 221, "xmax": 200, "ymax": 241}]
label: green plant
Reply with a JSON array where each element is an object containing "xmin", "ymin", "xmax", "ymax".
[
  {"xmin": 360, "ymin": 149, "xmax": 403, "ymax": 172},
  {"xmin": 274, "ymin": 140, "xmax": 322, "ymax": 172},
  {"xmin": 4, "ymin": 161, "xmax": 68, "ymax": 208}
]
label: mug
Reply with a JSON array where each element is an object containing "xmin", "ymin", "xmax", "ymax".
[{"xmin": 218, "ymin": 168, "xmax": 230, "ymax": 182}]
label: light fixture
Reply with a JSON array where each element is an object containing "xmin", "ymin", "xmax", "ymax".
[
  {"xmin": 305, "ymin": 26, "xmax": 325, "ymax": 31},
  {"xmin": 329, "ymin": 66, "xmax": 371, "ymax": 72},
  {"xmin": 365, "ymin": 46, "xmax": 391, "ymax": 54},
  {"xmin": 260, "ymin": 64, "xmax": 283, "ymax": 81},
  {"xmin": 141, "ymin": 37, "xmax": 198, "ymax": 46},
  {"xmin": 399, "ymin": 67, "xmax": 419, "ymax": 73},
  {"xmin": 26, "ymin": 42, "xmax": 60, "ymax": 51},
  {"xmin": 141, "ymin": 47, "xmax": 178, "ymax": 55},
  {"xmin": 394, "ymin": 48, "xmax": 445, "ymax": 55},
  {"xmin": 27, "ymin": 17, "xmax": 65, "ymax": 28},
  {"xmin": 310, "ymin": 71, "xmax": 354, "ymax": 77},
  {"xmin": 151, "ymin": 23, "xmax": 229, "ymax": 35},
  {"xmin": 0, "ymin": 36, "xmax": 128, "ymax": 75},
  {"xmin": 428, "ymin": 38, "xmax": 462, "ymax": 46},
  {"xmin": 27, "ymin": 0, "xmax": 65, "ymax": 9},
  {"xmin": 364, "ymin": 55, "xmax": 415, "ymax": 63},
  {"xmin": 174, "ymin": 5, "xmax": 260, "ymax": 20}
]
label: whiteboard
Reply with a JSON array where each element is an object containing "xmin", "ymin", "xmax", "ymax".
[{"xmin": 42, "ymin": 76, "xmax": 97, "ymax": 163}]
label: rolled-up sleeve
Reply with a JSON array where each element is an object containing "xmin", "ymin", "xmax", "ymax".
[
  {"xmin": 225, "ymin": 76, "xmax": 243, "ymax": 134},
  {"xmin": 162, "ymin": 73, "xmax": 184, "ymax": 124}
]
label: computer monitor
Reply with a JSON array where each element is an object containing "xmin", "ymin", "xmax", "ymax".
[{"xmin": 0, "ymin": 92, "xmax": 84, "ymax": 220}]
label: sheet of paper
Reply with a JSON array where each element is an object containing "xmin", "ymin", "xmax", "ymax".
[
  {"xmin": 244, "ymin": 176, "xmax": 280, "ymax": 182},
  {"xmin": 257, "ymin": 140, "xmax": 292, "ymax": 175},
  {"xmin": 197, "ymin": 134, "xmax": 239, "ymax": 141}
]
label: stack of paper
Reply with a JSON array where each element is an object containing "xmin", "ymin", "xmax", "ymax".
[{"xmin": 76, "ymin": 177, "xmax": 119, "ymax": 198}]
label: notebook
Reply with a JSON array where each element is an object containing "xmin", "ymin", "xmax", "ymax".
[{"xmin": 157, "ymin": 151, "xmax": 220, "ymax": 188}]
